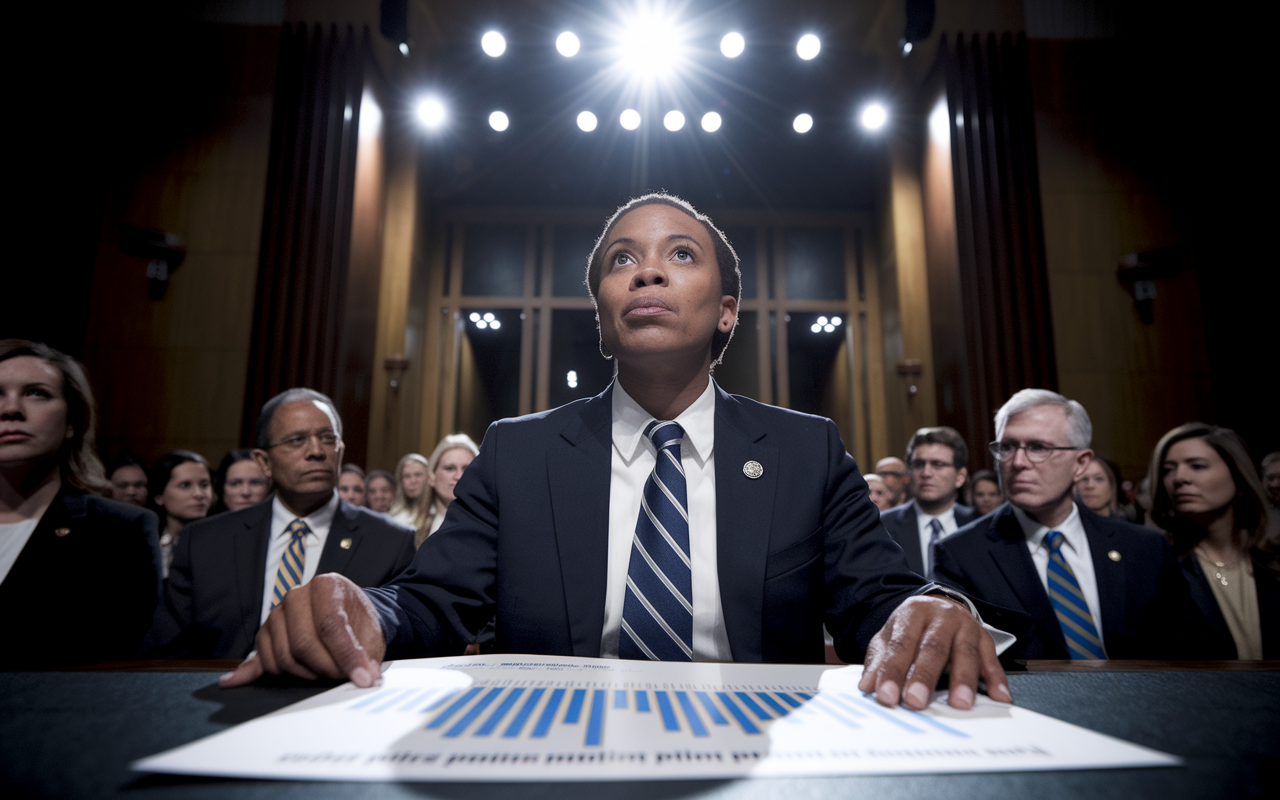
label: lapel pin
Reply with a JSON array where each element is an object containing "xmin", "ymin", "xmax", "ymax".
[
  {"xmin": 340, "ymin": 537, "xmax": 353, "ymax": 550},
  {"xmin": 54, "ymin": 527, "xmax": 71, "ymax": 537},
  {"xmin": 743, "ymin": 460, "xmax": 764, "ymax": 480},
  {"xmin": 1108, "ymin": 550, "xmax": 1121, "ymax": 562}
]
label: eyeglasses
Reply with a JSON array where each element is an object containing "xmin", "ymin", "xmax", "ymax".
[
  {"xmin": 988, "ymin": 440, "xmax": 1078, "ymax": 463},
  {"xmin": 910, "ymin": 459, "xmax": 956, "ymax": 472},
  {"xmin": 266, "ymin": 432, "xmax": 341, "ymax": 452}
]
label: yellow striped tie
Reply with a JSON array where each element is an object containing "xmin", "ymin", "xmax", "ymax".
[{"xmin": 270, "ymin": 519, "xmax": 310, "ymax": 610}]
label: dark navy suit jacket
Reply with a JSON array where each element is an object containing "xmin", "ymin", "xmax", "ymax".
[
  {"xmin": 880, "ymin": 499, "xmax": 979, "ymax": 578},
  {"xmin": 149, "ymin": 498, "xmax": 416, "ymax": 658},
  {"xmin": 934, "ymin": 502, "xmax": 1207, "ymax": 660},
  {"xmin": 367, "ymin": 384, "xmax": 932, "ymax": 664},
  {"xmin": 1180, "ymin": 554, "xmax": 1280, "ymax": 659}
]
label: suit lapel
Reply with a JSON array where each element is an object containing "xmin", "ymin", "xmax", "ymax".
[
  {"xmin": 547, "ymin": 388, "xmax": 614, "ymax": 657},
  {"xmin": 232, "ymin": 502, "xmax": 273, "ymax": 642},
  {"xmin": 1082, "ymin": 510, "xmax": 1124, "ymax": 652},
  {"xmin": 714, "ymin": 388, "xmax": 779, "ymax": 663},
  {"xmin": 896, "ymin": 502, "xmax": 926, "ymax": 576},
  {"xmin": 316, "ymin": 502, "xmax": 361, "ymax": 575},
  {"xmin": 986, "ymin": 506, "xmax": 1066, "ymax": 654}
]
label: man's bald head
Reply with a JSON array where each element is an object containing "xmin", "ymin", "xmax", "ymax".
[{"xmin": 875, "ymin": 457, "xmax": 910, "ymax": 507}]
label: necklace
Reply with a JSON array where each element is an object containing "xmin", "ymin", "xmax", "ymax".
[{"xmin": 1196, "ymin": 545, "xmax": 1234, "ymax": 586}]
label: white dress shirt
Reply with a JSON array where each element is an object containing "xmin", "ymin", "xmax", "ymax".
[
  {"xmin": 600, "ymin": 379, "xmax": 733, "ymax": 661},
  {"xmin": 259, "ymin": 491, "xmax": 340, "ymax": 624},
  {"xmin": 1014, "ymin": 502, "xmax": 1107, "ymax": 655},
  {"xmin": 915, "ymin": 504, "xmax": 959, "ymax": 569},
  {"xmin": 0, "ymin": 518, "xmax": 40, "ymax": 585}
]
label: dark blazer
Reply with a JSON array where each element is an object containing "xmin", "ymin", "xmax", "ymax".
[
  {"xmin": 0, "ymin": 489, "xmax": 162, "ymax": 668},
  {"xmin": 934, "ymin": 502, "xmax": 1206, "ymax": 660},
  {"xmin": 150, "ymin": 497, "xmax": 416, "ymax": 659},
  {"xmin": 1180, "ymin": 553, "xmax": 1280, "ymax": 660},
  {"xmin": 880, "ymin": 499, "xmax": 979, "ymax": 578},
  {"xmin": 367, "ymin": 384, "xmax": 935, "ymax": 665}
]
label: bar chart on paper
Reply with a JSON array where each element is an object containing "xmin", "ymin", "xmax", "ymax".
[{"xmin": 135, "ymin": 656, "xmax": 1179, "ymax": 782}]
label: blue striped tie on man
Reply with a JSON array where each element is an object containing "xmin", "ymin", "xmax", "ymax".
[
  {"xmin": 270, "ymin": 519, "xmax": 311, "ymax": 610},
  {"xmin": 1044, "ymin": 530, "xmax": 1106, "ymax": 659}
]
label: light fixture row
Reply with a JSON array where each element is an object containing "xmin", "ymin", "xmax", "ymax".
[{"xmin": 478, "ymin": 30, "xmax": 822, "ymax": 61}]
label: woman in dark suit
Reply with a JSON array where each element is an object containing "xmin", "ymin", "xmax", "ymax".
[
  {"xmin": 0, "ymin": 339, "xmax": 162, "ymax": 668},
  {"xmin": 1150, "ymin": 422, "xmax": 1280, "ymax": 659}
]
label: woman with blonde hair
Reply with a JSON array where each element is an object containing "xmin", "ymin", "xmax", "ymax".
[
  {"xmin": 392, "ymin": 434, "xmax": 481, "ymax": 546},
  {"xmin": 388, "ymin": 453, "xmax": 429, "ymax": 533}
]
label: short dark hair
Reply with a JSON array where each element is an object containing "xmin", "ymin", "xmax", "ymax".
[
  {"xmin": 254, "ymin": 388, "xmax": 343, "ymax": 449},
  {"xmin": 971, "ymin": 469, "xmax": 999, "ymax": 487},
  {"xmin": 905, "ymin": 426, "xmax": 969, "ymax": 470},
  {"xmin": 341, "ymin": 463, "xmax": 366, "ymax": 478},
  {"xmin": 147, "ymin": 450, "xmax": 210, "ymax": 530},
  {"xmin": 585, "ymin": 193, "xmax": 742, "ymax": 367},
  {"xmin": 107, "ymin": 450, "xmax": 148, "ymax": 478}
]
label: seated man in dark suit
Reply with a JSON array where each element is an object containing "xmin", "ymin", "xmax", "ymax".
[
  {"xmin": 224, "ymin": 194, "xmax": 1013, "ymax": 712},
  {"xmin": 934, "ymin": 389, "xmax": 1202, "ymax": 660},
  {"xmin": 1, "ymin": 340, "xmax": 162, "ymax": 668},
  {"xmin": 880, "ymin": 426, "xmax": 978, "ymax": 579},
  {"xmin": 148, "ymin": 389, "xmax": 416, "ymax": 659}
]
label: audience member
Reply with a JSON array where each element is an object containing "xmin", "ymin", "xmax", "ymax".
[
  {"xmin": 969, "ymin": 469, "xmax": 1003, "ymax": 516},
  {"xmin": 365, "ymin": 469, "xmax": 395, "ymax": 514},
  {"xmin": 0, "ymin": 339, "xmax": 161, "ymax": 668},
  {"xmin": 880, "ymin": 427, "xmax": 977, "ymax": 578},
  {"xmin": 874, "ymin": 456, "xmax": 910, "ymax": 506},
  {"xmin": 148, "ymin": 450, "xmax": 212, "ymax": 578},
  {"xmin": 863, "ymin": 474, "xmax": 894, "ymax": 512},
  {"xmin": 1075, "ymin": 456, "xmax": 1121, "ymax": 517},
  {"xmin": 1263, "ymin": 452, "xmax": 1280, "ymax": 510},
  {"xmin": 1135, "ymin": 476, "xmax": 1163, "ymax": 531},
  {"xmin": 389, "ymin": 453, "xmax": 429, "ymax": 532},
  {"xmin": 106, "ymin": 451, "xmax": 149, "ymax": 507},
  {"xmin": 1150, "ymin": 423, "xmax": 1279, "ymax": 659},
  {"xmin": 224, "ymin": 193, "xmax": 1008, "ymax": 713},
  {"xmin": 338, "ymin": 463, "xmax": 366, "ymax": 506},
  {"xmin": 211, "ymin": 449, "xmax": 270, "ymax": 515},
  {"xmin": 147, "ymin": 388, "xmax": 415, "ymax": 659},
  {"xmin": 413, "ymin": 433, "xmax": 480, "ymax": 546},
  {"xmin": 934, "ymin": 388, "xmax": 1204, "ymax": 660}
]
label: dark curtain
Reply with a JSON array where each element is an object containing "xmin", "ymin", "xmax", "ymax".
[
  {"xmin": 241, "ymin": 23, "xmax": 366, "ymax": 444},
  {"xmin": 938, "ymin": 32, "xmax": 1057, "ymax": 458}
]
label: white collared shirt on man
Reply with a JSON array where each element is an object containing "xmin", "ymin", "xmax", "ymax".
[
  {"xmin": 599, "ymin": 379, "xmax": 733, "ymax": 661},
  {"xmin": 1013, "ymin": 501, "xmax": 1108, "ymax": 654},
  {"xmin": 259, "ymin": 491, "xmax": 340, "ymax": 624}
]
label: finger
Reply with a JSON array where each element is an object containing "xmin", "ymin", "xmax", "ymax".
[
  {"xmin": 219, "ymin": 650, "xmax": 263, "ymax": 688},
  {"xmin": 977, "ymin": 631, "xmax": 1012, "ymax": 703},
  {"xmin": 284, "ymin": 580, "xmax": 344, "ymax": 680},
  {"xmin": 900, "ymin": 616, "xmax": 953, "ymax": 710},
  {"xmin": 866, "ymin": 605, "xmax": 928, "ymax": 706},
  {"xmin": 944, "ymin": 627, "xmax": 984, "ymax": 710},
  {"xmin": 312, "ymin": 575, "xmax": 384, "ymax": 687},
  {"xmin": 272, "ymin": 592, "xmax": 319, "ymax": 681},
  {"xmin": 255, "ymin": 618, "xmax": 280, "ymax": 676}
]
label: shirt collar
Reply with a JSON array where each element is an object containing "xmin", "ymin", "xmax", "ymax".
[
  {"xmin": 1013, "ymin": 501, "xmax": 1084, "ymax": 553},
  {"xmin": 918, "ymin": 503, "xmax": 957, "ymax": 530},
  {"xmin": 612, "ymin": 377, "xmax": 716, "ymax": 465},
  {"xmin": 271, "ymin": 490, "xmax": 340, "ymax": 538}
]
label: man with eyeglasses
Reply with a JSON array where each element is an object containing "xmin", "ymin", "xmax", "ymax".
[
  {"xmin": 880, "ymin": 427, "xmax": 978, "ymax": 579},
  {"xmin": 146, "ymin": 389, "xmax": 416, "ymax": 658},
  {"xmin": 933, "ymin": 389, "xmax": 1204, "ymax": 661}
]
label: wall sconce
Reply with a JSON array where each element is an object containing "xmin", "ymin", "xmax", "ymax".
[
  {"xmin": 383, "ymin": 354, "xmax": 410, "ymax": 392},
  {"xmin": 897, "ymin": 359, "xmax": 923, "ymax": 404},
  {"xmin": 119, "ymin": 225, "xmax": 186, "ymax": 300},
  {"xmin": 1117, "ymin": 246, "xmax": 1187, "ymax": 324}
]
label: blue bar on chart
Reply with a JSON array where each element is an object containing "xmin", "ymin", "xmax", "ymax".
[
  {"xmin": 427, "ymin": 687, "xmax": 484, "ymax": 729},
  {"xmin": 734, "ymin": 692, "xmax": 773, "ymax": 721},
  {"xmin": 585, "ymin": 690, "xmax": 606, "ymax": 746},
  {"xmin": 635, "ymin": 690, "xmax": 651, "ymax": 713},
  {"xmin": 445, "ymin": 687, "xmax": 504, "ymax": 737},
  {"xmin": 675, "ymin": 692, "xmax": 708, "ymax": 737},
  {"xmin": 474, "ymin": 687, "xmax": 525, "ymax": 736},
  {"xmin": 503, "ymin": 687, "xmax": 545, "ymax": 738},
  {"xmin": 564, "ymin": 689, "xmax": 587, "ymax": 724},
  {"xmin": 654, "ymin": 691, "xmax": 680, "ymax": 732},
  {"xmin": 614, "ymin": 690, "xmax": 627, "ymax": 709},
  {"xmin": 531, "ymin": 688, "xmax": 566, "ymax": 738},
  {"xmin": 695, "ymin": 691, "xmax": 728, "ymax": 725},
  {"xmin": 715, "ymin": 692, "xmax": 761, "ymax": 735}
]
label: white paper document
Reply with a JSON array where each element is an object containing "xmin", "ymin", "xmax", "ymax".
[{"xmin": 136, "ymin": 655, "xmax": 1178, "ymax": 781}]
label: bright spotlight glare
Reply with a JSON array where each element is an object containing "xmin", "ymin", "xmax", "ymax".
[
  {"xmin": 556, "ymin": 31, "xmax": 581, "ymax": 57},
  {"xmin": 398, "ymin": 42, "xmax": 410, "ymax": 57},
  {"xmin": 861, "ymin": 103, "xmax": 888, "ymax": 131},
  {"xmin": 489, "ymin": 111, "xmax": 509, "ymax": 131},
  {"xmin": 824, "ymin": 324, "xmax": 835, "ymax": 332},
  {"xmin": 567, "ymin": 370, "xmax": 578, "ymax": 388},
  {"xmin": 793, "ymin": 113, "xmax": 813, "ymax": 133},
  {"xmin": 476, "ymin": 320, "xmax": 488, "ymax": 329},
  {"xmin": 817, "ymin": 316, "xmax": 828, "ymax": 325},
  {"xmin": 720, "ymin": 32, "xmax": 744, "ymax": 58},
  {"xmin": 622, "ymin": 14, "xmax": 681, "ymax": 78},
  {"xmin": 577, "ymin": 111, "xmax": 598, "ymax": 131},
  {"xmin": 902, "ymin": 41, "xmax": 913, "ymax": 55},
  {"xmin": 483, "ymin": 313, "xmax": 495, "ymax": 321},
  {"xmin": 416, "ymin": 97, "xmax": 446, "ymax": 128},
  {"xmin": 701, "ymin": 112, "xmax": 722, "ymax": 132},
  {"xmin": 620, "ymin": 109, "xmax": 641, "ymax": 130},
  {"xmin": 811, "ymin": 323, "xmax": 822, "ymax": 333},
  {"xmin": 481, "ymin": 31, "xmax": 506, "ymax": 57},
  {"xmin": 664, "ymin": 110, "xmax": 685, "ymax": 131},
  {"xmin": 469, "ymin": 312, "xmax": 480, "ymax": 322},
  {"xmin": 490, "ymin": 320, "xmax": 501, "ymax": 330},
  {"xmin": 832, "ymin": 316, "xmax": 842, "ymax": 326},
  {"xmin": 797, "ymin": 34, "xmax": 820, "ymax": 60},
  {"xmin": 928, "ymin": 103, "xmax": 949, "ymax": 143}
]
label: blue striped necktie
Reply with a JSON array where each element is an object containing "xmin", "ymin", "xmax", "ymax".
[
  {"xmin": 1044, "ymin": 530, "xmax": 1106, "ymax": 659},
  {"xmin": 926, "ymin": 517, "xmax": 945, "ymax": 576},
  {"xmin": 619, "ymin": 421, "xmax": 693, "ymax": 661},
  {"xmin": 269, "ymin": 519, "xmax": 310, "ymax": 611}
]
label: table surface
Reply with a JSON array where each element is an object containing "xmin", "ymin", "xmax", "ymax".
[{"xmin": 3, "ymin": 662, "xmax": 1279, "ymax": 800}]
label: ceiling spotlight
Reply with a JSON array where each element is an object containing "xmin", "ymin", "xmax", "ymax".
[
  {"xmin": 817, "ymin": 316, "xmax": 828, "ymax": 325},
  {"xmin": 720, "ymin": 32, "xmax": 744, "ymax": 58},
  {"xmin": 793, "ymin": 113, "xmax": 813, "ymax": 133},
  {"xmin": 664, "ymin": 110, "xmax": 685, "ymax": 131},
  {"xmin": 469, "ymin": 312, "xmax": 480, "ymax": 322},
  {"xmin": 481, "ymin": 31, "xmax": 506, "ymax": 57},
  {"xmin": 577, "ymin": 111, "xmax": 598, "ymax": 131},
  {"xmin": 701, "ymin": 111, "xmax": 722, "ymax": 132},
  {"xmin": 489, "ymin": 111, "xmax": 509, "ymax": 131},
  {"xmin": 861, "ymin": 102, "xmax": 888, "ymax": 131},
  {"xmin": 620, "ymin": 109, "xmax": 641, "ymax": 130},
  {"xmin": 483, "ymin": 313, "xmax": 495, "ymax": 321},
  {"xmin": 621, "ymin": 14, "xmax": 681, "ymax": 78},
  {"xmin": 797, "ymin": 34, "xmax": 820, "ymax": 60},
  {"xmin": 416, "ymin": 97, "xmax": 446, "ymax": 129},
  {"xmin": 556, "ymin": 31, "xmax": 581, "ymax": 57},
  {"xmin": 824, "ymin": 324, "xmax": 835, "ymax": 332},
  {"xmin": 490, "ymin": 320, "xmax": 502, "ymax": 330},
  {"xmin": 832, "ymin": 316, "xmax": 842, "ymax": 325},
  {"xmin": 477, "ymin": 320, "xmax": 488, "ymax": 329},
  {"xmin": 901, "ymin": 40, "xmax": 914, "ymax": 56},
  {"xmin": 811, "ymin": 323, "xmax": 821, "ymax": 333},
  {"xmin": 398, "ymin": 42, "xmax": 410, "ymax": 57}
]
